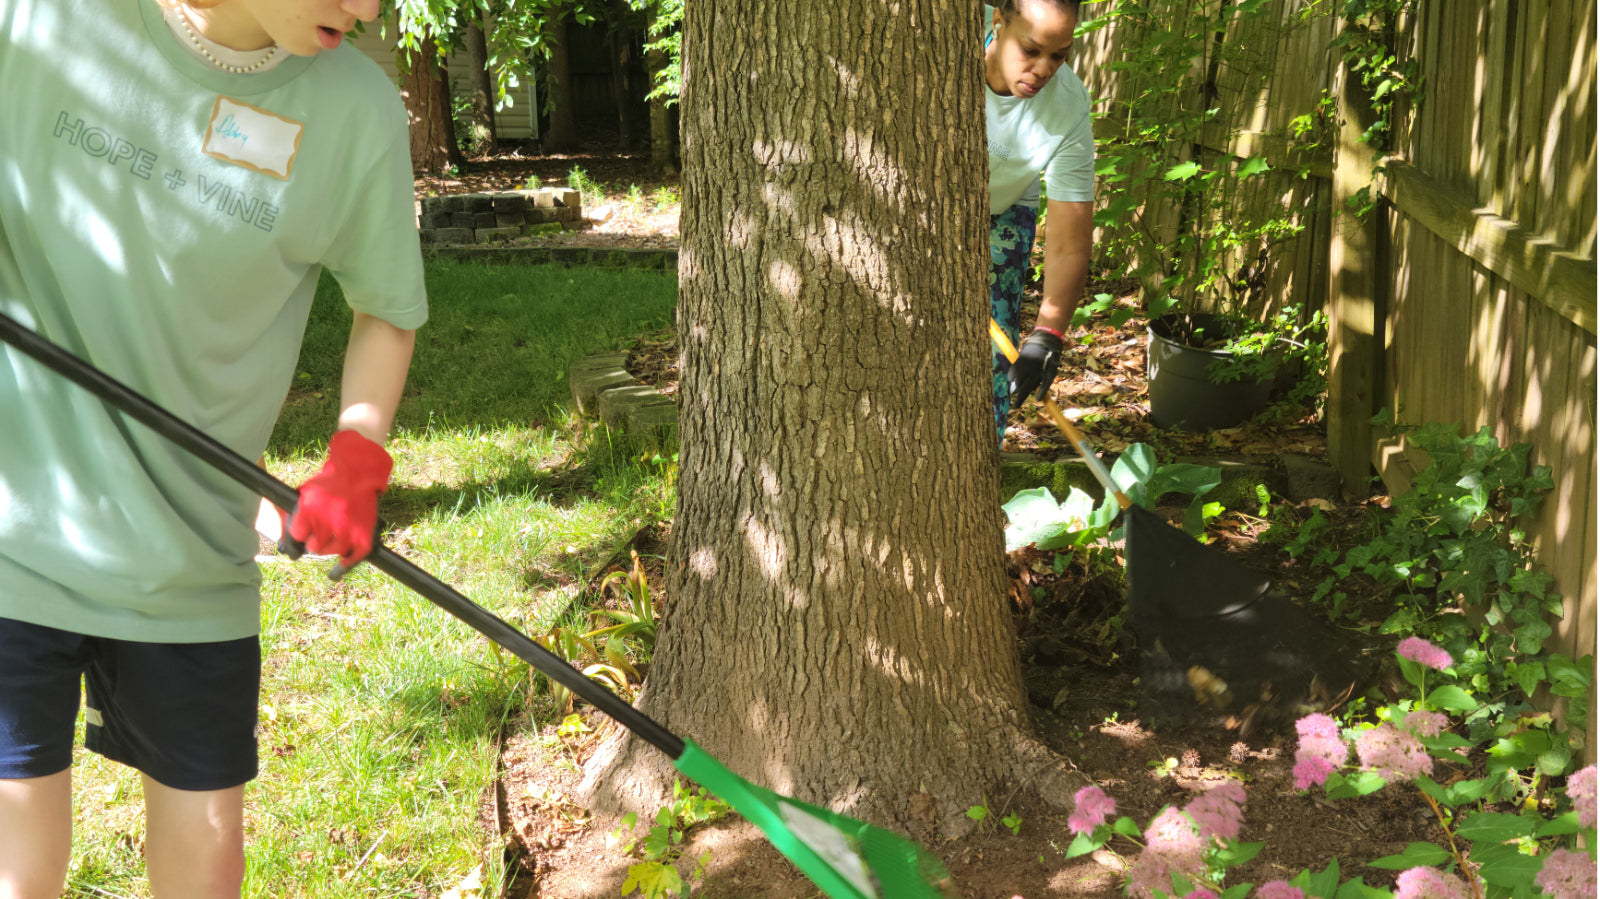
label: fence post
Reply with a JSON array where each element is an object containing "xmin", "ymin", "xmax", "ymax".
[{"xmin": 1325, "ymin": 15, "xmax": 1386, "ymax": 500}]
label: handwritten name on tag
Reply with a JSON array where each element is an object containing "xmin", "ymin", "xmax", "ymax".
[{"xmin": 202, "ymin": 96, "xmax": 303, "ymax": 180}]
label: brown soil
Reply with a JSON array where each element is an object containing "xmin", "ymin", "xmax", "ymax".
[{"xmin": 419, "ymin": 148, "xmax": 1437, "ymax": 899}]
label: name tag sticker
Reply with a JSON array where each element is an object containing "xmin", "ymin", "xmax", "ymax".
[{"xmin": 202, "ymin": 96, "xmax": 303, "ymax": 180}]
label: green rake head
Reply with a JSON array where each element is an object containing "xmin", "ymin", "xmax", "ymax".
[{"xmin": 674, "ymin": 740, "xmax": 960, "ymax": 899}]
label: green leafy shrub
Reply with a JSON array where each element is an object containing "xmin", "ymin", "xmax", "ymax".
[{"xmin": 1284, "ymin": 415, "xmax": 1586, "ymax": 739}]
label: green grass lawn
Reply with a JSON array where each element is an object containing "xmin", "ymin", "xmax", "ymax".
[{"xmin": 64, "ymin": 261, "xmax": 678, "ymax": 898}]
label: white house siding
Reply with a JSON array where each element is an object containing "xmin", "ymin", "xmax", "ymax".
[{"xmin": 350, "ymin": 26, "xmax": 538, "ymax": 140}]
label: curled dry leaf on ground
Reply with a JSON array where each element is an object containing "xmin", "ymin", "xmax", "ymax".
[{"xmin": 422, "ymin": 148, "xmax": 1438, "ymax": 899}]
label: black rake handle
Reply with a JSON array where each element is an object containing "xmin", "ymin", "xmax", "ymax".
[{"xmin": 0, "ymin": 310, "xmax": 684, "ymax": 759}]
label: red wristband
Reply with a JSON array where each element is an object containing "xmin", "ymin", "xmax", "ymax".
[{"xmin": 1032, "ymin": 325, "xmax": 1066, "ymax": 341}]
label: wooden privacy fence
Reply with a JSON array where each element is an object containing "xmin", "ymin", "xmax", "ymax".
[{"xmin": 1075, "ymin": 0, "xmax": 1597, "ymax": 740}]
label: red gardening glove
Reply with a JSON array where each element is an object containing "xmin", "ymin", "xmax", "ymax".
[{"xmin": 286, "ymin": 430, "xmax": 393, "ymax": 566}]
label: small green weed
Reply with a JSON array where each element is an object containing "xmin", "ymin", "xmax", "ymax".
[
  {"xmin": 611, "ymin": 779, "xmax": 731, "ymax": 898},
  {"xmin": 965, "ymin": 796, "xmax": 991, "ymax": 829},
  {"xmin": 966, "ymin": 796, "xmax": 1022, "ymax": 835},
  {"xmin": 569, "ymin": 166, "xmax": 605, "ymax": 207}
]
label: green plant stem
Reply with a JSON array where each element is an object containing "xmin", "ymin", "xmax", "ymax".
[{"xmin": 1418, "ymin": 789, "xmax": 1481, "ymax": 899}]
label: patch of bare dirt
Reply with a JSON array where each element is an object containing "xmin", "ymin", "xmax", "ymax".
[{"xmin": 423, "ymin": 150, "xmax": 1431, "ymax": 899}]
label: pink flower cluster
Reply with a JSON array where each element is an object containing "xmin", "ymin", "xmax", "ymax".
[
  {"xmin": 1535, "ymin": 847, "xmax": 1597, "ymax": 899},
  {"xmin": 1393, "ymin": 866, "xmax": 1473, "ymax": 899},
  {"xmin": 1400, "ymin": 709, "xmax": 1449, "ymax": 738},
  {"xmin": 1355, "ymin": 722, "xmax": 1433, "ymax": 782},
  {"xmin": 1292, "ymin": 714, "xmax": 1349, "ymax": 790},
  {"xmin": 1128, "ymin": 807, "xmax": 1208, "ymax": 898},
  {"xmin": 1126, "ymin": 781, "xmax": 1248, "ymax": 898},
  {"xmin": 1068, "ymin": 785, "xmax": 1117, "ymax": 836},
  {"xmin": 1186, "ymin": 781, "xmax": 1246, "ymax": 842},
  {"xmin": 1255, "ymin": 883, "xmax": 1303, "ymax": 899},
  {"xmin": 1568, "ymin": 764, "xmax": 1596, "ymax": 828},
  {"xmin": 1397, "ymin": 637, "xmax": 1453, "ymax": 671}
]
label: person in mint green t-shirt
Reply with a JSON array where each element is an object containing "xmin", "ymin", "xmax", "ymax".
[
  {"xmin": 0, "ymin": 0, "xmax": 427, "ymax": 895},
  {"xmin": 984, "ymin": 0, "xmax": 1095, "ymax": 447}
]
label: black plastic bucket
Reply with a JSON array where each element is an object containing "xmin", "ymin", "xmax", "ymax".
[{"xmin": 1146, "ymin": 313, "xmax": 1274, "ymax": 430}]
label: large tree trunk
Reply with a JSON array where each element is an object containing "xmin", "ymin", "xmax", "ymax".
[
  {"xmin": 462, "ymin": 14, "xmax": 498, "ymax": 156},
  {"xmin": 542, "ymin": 18, "xmax": 579, "ymax": 153},
  {"xmin": 580, "ymin": 1, "xmax": 1073, "ymax": 835},
  {"xmin": 400, "ymin": 36, "xmax": 465, "ymax": 174},
  {"xmin": 645, "ymin": 44, "xmax": 676, "ymax": 176}
]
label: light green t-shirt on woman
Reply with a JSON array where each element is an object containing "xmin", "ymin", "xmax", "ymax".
[{"xmin": 983, "ymin": 4, "xmax": 1097, "ymax": 213}]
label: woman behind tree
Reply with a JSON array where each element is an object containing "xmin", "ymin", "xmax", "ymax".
[{"xmin": 984, "ymin": 0, "xmax": 1095, "ymax": 447}]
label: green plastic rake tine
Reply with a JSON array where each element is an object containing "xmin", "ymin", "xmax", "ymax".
[{"xmin": 675, "ymin": 740, "xmax": 958, "ymax": 899}]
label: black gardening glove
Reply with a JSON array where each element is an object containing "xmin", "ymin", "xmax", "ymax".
[{"xmin": 1008, "ymin": 329, "xmax": 1064, "ymax": 411}]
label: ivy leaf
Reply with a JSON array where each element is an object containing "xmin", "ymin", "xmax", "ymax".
[{"xmin": 1507, "ymin": 660, "xmax": 1546, "ymax": 700}]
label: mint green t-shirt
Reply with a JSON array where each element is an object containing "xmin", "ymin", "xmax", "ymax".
[
  {"xmin": 0, "ymin": 0, "xmax": 429, "ymax": 641},
  {"xmin": 984, "ymin": 5, "xmax": 1096, "ymax": 213}
]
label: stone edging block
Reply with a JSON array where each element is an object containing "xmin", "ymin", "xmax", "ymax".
[
  {"xmin": 418, "ymin": 188, "xmax": 584, "ymax": 247},
  {"xmin": 568, "ymin": 352, "xmax": 679, "ymax": 450}
]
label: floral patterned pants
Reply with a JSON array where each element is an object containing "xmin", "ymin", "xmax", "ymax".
[{"xmin": 989, "ymin": 204, "xmax": 1038, "ymax": 449}]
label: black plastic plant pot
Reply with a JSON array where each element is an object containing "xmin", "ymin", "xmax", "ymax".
[{"xmin": 1146, "ymin": 312, "xmax": 1273, "ymax": 431}]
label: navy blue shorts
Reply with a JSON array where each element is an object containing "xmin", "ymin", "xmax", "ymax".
[{"xmin": 0, "ymin": 617, "xmax": 260, "ymax": 791}]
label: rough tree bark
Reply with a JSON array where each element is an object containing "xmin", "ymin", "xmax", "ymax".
[
  {"xmin": 542, "ymin": 17, "xmax": 579, "ymax": 153},
  {"xmin": 462, "ymin": 13, "xmax": 498, "ymax": 156},
  {"xmin": 579, "ymin": 1, "xmax": 1077, "ymax": 835},
  {"xmin": 400, "ymin": 35, "xmax": 465, "ymax": 174}
]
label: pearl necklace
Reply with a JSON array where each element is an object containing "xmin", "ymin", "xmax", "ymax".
[{"xmin": 176, "ymin": 6, "xmax": 281, "ymax": 74}]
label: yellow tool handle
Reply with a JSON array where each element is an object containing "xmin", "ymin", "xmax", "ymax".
[{"xmin": 990, "ymin": 319, "xmax": 1133, "ymax": 511}]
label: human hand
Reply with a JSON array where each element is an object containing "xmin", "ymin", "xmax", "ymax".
[
  {"xmin": 1008, "ymin": 329, "xmax": 1065, "ymax": 410},
  {"xmin": 283, "ymin": 430, "xmax": 393, "ymax": 567}
]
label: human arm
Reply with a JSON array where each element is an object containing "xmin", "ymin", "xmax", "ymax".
[
  {"xmin": 1009, "ymin": 198, "xmax": 1093, "ymax": 406},
  {"xmin": 334, "ymin": 311, "xmax": 416, "ymax": 444},
  {"xmin": 1034, "ymin": 198, "xmax": 1093, "ymax": 335},
  {"xmin": 284, "ymin": 313, "xmax": 416, "ymax": 564}
]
